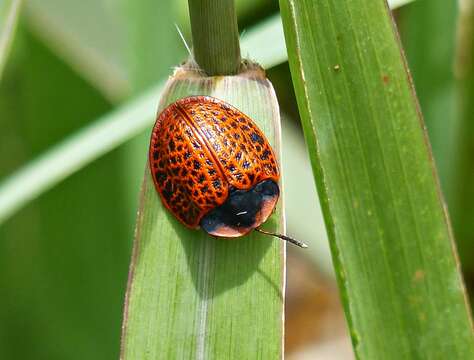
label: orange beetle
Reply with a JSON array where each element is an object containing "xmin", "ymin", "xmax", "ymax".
[{"xmin": 149, "ymin": 96, "xmax": 306, "ymax": 247}]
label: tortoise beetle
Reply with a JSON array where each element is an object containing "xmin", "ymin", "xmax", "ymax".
[{"xmin": 149, "ymin": 96, "xmax": 306, "ymax": 248}]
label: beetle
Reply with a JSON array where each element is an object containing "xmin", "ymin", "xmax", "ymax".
[{"xmin": 149, "ymin": 95, "xmax": 306, "ymax": 248}]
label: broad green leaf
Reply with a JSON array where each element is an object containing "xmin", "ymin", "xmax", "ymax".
[
  {"xmin": 0, "ymin": 0, "xmax": 21, "ymax": 80},
  {"xmin": 121, "ymin": 64, "xmax": 284, "ymax": 359},
  {"xmin": 279, "ymin": 0, "xmax": 474, "ymax": 358}
]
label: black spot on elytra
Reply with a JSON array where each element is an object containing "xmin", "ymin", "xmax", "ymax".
[
  {"xmin": 177, "ymin": 145, "xmax": 183, "ymax": 151},
  {"xmin": 201, "ymin": 186, "xmax": 209, "ymax": 194},
  {"xmin": 181, "ymin": 168, "xmax": 188, "ymax": 177},
  {"xmin": 228, "ymin": 164, "xmax": 236, "ymax": 172},
  {"xmin": 193, "ymin": 160, "xmax": 201, "ymax": 170},
  {"xmin": 162, "ymin": 182, "xmax": 173, "ymax": 201},
  {"xmin": 184, "ymin": 152, "xmax": 192, "ymax": 160},
  {"xmin": 250, "ymin": 132, "xmax": 263, "ymax": 144},
  {"xmin": 213, "ymin": 179, "xmax": 221, "ymax": 189},
  {"xmin": 242, "ymin": 161, "xmax": 251, "ymax": 169},
  {"xmin": 169, "ymin": 139, "xmax": 176, "ymax": 151},
  {"xmin": 206, "ymin": 159, "xmax": 213, "ymax": 166},
  {"xmin": 198, "ymin": 174, "xmax": 206, "ymax": 183},
  {"xmin": 256, "ymin": 145, "xmax": 262, "ymax": 152},
  {"xmin": 235, "ymin": 152, "xmax": 242, "ymax": 160},
  {"xmin": 208, "ymin": 169, "xmax": 216, "ymax": 176},
  {"xmin": 248, "ymin": 173, "xmax": 255, "ymax": 183},
  {"xmin": 153, "ymin": 151, "xmax": 159, "ymax": 160},
  {"xmin": 261, "ymin": 150, "xmax": 271, "ymax": 160},
  {"xmin": 155, "ymin": 171, "xmax": 167, "ymax": 183},
  {"xmin": 233, "ymin": 133, "xmax": 241, "ymax": 140}
]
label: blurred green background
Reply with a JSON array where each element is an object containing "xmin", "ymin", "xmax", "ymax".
[{"xmin": 0, "ymin": 0, "xmax": 471, "ymax": 358}]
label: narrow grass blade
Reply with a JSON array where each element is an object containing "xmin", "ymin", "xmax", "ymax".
[
  {"xmin": 279, "ymin": 0, "xmax": 474, "ymax": 358},
  {"xmin": 399, "ymin": 0, "xmax": 459, "ymax": 210},
  {"xmin": 120, "ymin": 63, "xmax": 284, "ymax": 359},
  {"xmin": 0, "ymin": 0, "xmax": 22, "ymax": 80},
  {"xmin": 188, "ymin": 0, "xmax": 241, "ymax": 75},
  {"xmin": 0, "ymin": 83, "xmax": 163, "ymax": 224},
  {"xmin": 451, "ymin": 0, "xmax": 474, "ymax": 273}
]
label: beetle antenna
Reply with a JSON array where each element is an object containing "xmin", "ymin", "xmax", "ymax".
[{"xmin": 255, "ymin": 228, "xmax": 308, "ymax": 248}]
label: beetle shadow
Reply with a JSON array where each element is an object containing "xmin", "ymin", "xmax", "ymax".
[{"xmin": 168, "ymin": 211, "xmax": 282, "ymax": 300}]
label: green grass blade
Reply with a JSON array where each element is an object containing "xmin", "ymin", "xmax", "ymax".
[
  {"xmin": 451, "ymin": 0, "xmax": 474, "ymax": 274},
  {"xmin": 279, "ymin": 0, "xmax": 474, "ymax": 358},
  {"xmin": 120, "ymin": 64, "xmax": 284, "ymax": 359},
  {"xmin": 188, "ymin": 0, "xmax": 241, "ymax": 75},
  {"xmin": 399, "ymin": 0, "xmax": 459, "ymax": 212},
  {"xmin": 0, "ymin": 0, "xmax": 22, "ymax": 80},
  {"xmin": 0, "ymin": 83, "xmax": 162, "ymax": 224}
]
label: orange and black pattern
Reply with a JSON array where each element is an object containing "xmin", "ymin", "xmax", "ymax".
[{"xmin": 149, "ymin": 96, "xmax": 280, "ymax": 228}]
